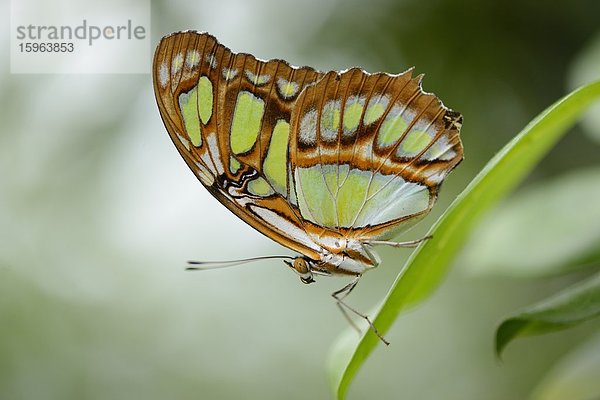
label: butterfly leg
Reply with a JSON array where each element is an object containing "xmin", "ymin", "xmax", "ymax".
[
  {"xmin": 332, "ymin": 275, "xmax": 390, "ymax": 346},
  {"xmin": 365, "ymin": 235, "xmax": 433, "ymax": 248},
  {"xmin": 332, "ymin": 278, "xmax": 362, "ymax": 335}
]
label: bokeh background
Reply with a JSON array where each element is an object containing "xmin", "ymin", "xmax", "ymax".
[{"xmin": 2, "ymin": 0, "xmax": 600, "ymax": 399}]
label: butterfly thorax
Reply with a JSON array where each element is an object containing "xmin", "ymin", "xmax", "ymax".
[{"xmin": 287, "ymin": 236, "xmax": 381, "ymax": 284}]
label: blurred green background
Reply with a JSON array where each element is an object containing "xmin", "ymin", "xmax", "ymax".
[{"xmin": 2, "ymin": 0, "xmax": 600, "ymax": 399}]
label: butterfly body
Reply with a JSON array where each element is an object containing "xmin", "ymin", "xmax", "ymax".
[{"xmin": 153, "ymin": 31, "xmax": 463, "ymax": 329}]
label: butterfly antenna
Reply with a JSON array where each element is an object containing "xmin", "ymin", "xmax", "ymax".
[{"xmin": 186, "ymin": 255, "xmax": 295, "ymax": 271}]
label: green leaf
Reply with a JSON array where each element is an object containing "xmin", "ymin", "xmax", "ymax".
[
  {"xmin": 530, "ymin": 330, "xmax": 600, "ymax": 400},
  {"xmin": 496, "ymin": 272, "xmax": 600, "ymax": 357},
  {"xmin": 462, "ymin": 166, "xmax": 600, "ymax": 277},
  {"xmin": 327, "ymin": 80, "xmax": 600, "ymax": 400}
]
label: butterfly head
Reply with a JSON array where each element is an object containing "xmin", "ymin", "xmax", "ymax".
[{"xmin": 285, "ymin": 257, "xmax": 316, "ymax": 284}]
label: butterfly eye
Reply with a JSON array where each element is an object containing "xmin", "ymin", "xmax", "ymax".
[{"xmin": 287, "ymin": 257, "xmax": 315, "ymax": 284}]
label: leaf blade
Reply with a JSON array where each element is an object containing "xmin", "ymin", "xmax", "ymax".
[
  {"xmin": 328, "ymin": 80, "xmax": 600, "ymax": 399},
  {"xmin": 496, "ymin": 272, "xmax": 600, "ymax": 356}
]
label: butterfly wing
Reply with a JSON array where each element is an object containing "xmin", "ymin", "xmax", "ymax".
[
  {"xmin": 153, "ymin": 31, "xmax": 327, "ymax": 260},
  {"xmin": 288, "ymin": 68, "xmax": 463, "ymax": 241},
  {"xmin": 153, "ymin": 31, "xmax": 463, "ymax": 265}
]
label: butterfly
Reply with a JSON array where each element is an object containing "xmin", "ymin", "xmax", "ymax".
[{"xmin": 153, "ymin": 31, "xmax": 463, "ymax": 344}]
